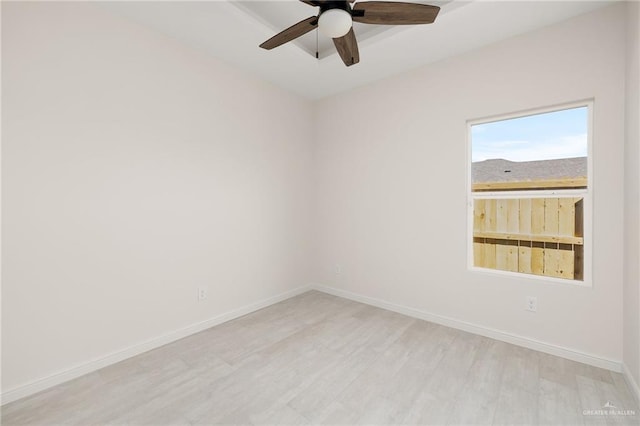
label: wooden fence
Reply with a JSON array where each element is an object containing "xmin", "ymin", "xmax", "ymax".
[
  {"xmin": 472, "ymin": 178, "xmax": 585, "ymax": 280},
  {"xmin": 472, "ymin": 177, "xmax": 587, "ymax": 192}
]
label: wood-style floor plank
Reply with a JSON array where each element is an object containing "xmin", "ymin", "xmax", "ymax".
[{"xmin": 2, "ymin": 291, "xmax": 638, "ymax": 425}]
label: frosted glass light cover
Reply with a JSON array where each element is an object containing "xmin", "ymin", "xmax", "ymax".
[{"xmin": 318, "ymin": 9, "xmax": 352, "ymax": 39}]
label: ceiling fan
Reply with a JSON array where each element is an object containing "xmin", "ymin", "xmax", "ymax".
[{"xmin": 259, "ymin": 1, "xmax": 440, "ymax": 67}]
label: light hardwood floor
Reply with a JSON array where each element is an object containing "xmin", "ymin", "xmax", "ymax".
[{"xmin": 2, "ymin": 291, "xmax": 639, "ymax": 425}]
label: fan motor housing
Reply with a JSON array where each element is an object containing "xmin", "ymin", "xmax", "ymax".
[{"xmin": 319, "ymin": 1, "xmax": 352, "ymax": 14}]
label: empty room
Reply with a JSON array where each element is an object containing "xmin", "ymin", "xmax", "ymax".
[{"xmin": 2, "ymin": 0, "xmax": 640, "ymax": 424}]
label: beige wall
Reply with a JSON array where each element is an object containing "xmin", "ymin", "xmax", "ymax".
[
  {"xmin": 624, "ymin": 0, "xmax": 640, "ymax": 393},
  {"xmin": 312, "ymin": 4, "xmax": 626, "ymax": 363},
  {"xmin": 1, "ymin": 2, "xmax": 313, "ymax": 393}
]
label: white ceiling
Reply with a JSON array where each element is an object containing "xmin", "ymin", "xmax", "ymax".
[{"xmin": 99, "ymin": 0, "xmax": 616, "ymax": 100}]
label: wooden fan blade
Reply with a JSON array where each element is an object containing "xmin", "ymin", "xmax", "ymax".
[
  {"xmin": 352, "ymin": 2, "xmax": 440, "ymax": 25},
  {"xmin": 259, "ymin": 16, "xmax": 318, "ymax": 50},
  {"xmin": 333, "ymin": 27, "xmax": 359, "ymax": 67}
]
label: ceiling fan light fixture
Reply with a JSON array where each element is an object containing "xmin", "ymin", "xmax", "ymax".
[
  {"xmin": 318, "ymin": 9, "xmax": 352, "ymax": 39},
  {"xmin": 259, "ymin": 1, "xmax": 441, "ymax": 67}
]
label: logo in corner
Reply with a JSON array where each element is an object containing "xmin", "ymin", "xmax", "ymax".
[{"xmin": 583, "ymin": 401, "xmax": 635, "ymax": 417}]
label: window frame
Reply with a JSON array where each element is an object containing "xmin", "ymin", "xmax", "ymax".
[{"xmin": 466, "ymin": 100, "xmax": 594, "ymax": 287}]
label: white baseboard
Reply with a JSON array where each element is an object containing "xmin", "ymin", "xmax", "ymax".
[
  {"xmin": 622, "ymin": 363, "xmax": 640, "ymax": 406},
  {"xmin": 3, "ymin": 283, "xmax": 627, "ymax": 406},
  {"xmin": 1, "ymin": 285, "xmax": 311, "ymax": 406},
  {"xmin": 311, "ymin": 284, "xmax": 622, "ymax": 373}
]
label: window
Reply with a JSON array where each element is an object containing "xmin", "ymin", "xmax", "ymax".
[{"xmin": 468, "ymin": 102, "xmax": 591, "ymax": 284}]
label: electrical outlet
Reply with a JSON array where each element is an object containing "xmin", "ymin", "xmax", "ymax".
[
  {"xmin": 526, "ymin": 296, "xmax": 537, "ymax": 312},
  {"xmin": 198, "ymin": 286, "xmax": 208, "ymax": 301}
]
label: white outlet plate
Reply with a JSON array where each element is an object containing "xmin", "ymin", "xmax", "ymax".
[
  {"xmin": 526, "ymin": 296, "xmax": 537, "ymax": 312},
  {"xmin": 198, "ymin": 286, "xmax": 208, "ymax": 301}
]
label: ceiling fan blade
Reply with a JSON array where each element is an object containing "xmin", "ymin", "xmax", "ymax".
[
  {"xmin": 333, "ymin": 27, "xmax": 360, "ymax": 67},
  {"xmin": 352, "ymin": 2, "xmax": 440, "ymax": 25},
  {"xmin": 259, "ymin": 16, "xmax": 318, "ymax": 50}
]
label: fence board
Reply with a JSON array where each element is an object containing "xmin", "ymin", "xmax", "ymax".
[
  {"xmin": 544, "ymin": 243, "xmax": 562, "ymax": 278},
  {"xmin": 496, "ymin": 199, "xmax": 508, "ymax": 233},
  {"xmin": 473, "ymin": 232, "xmax": 582, "ymax": 245},
  {"xmin": 518, "ymin": 241, "xmax": 532, "ymax": 274},
  {"xmin": 474, "ymin": 240, "xmax": 484, "ymax": 267},
  {"xmin": 484, "ymin": 239, "xmax": 497, "ymax": 269},
  {"xmin": 496, "ymin": 243, "xmax": 508, "ymax": 271},
  {"xmin": 574, "ymin": 245, "xmax": 584, "ymax": 280},
  {"xmin": 575, "ymin": 199, "xmax": 584, "ymax": 237},
  {"xmin": 507, "ymin": 199, "xmax": 519, "ymax": 233},
  {"xmin": 506, "ymin": 240, "xmax": 518, "ymax": 272},
  {"xmin": 474, "ymin": 199, "xmax": 486, "ymax": 233},
  {"xmin": 519, "ymin": 198, "xmax": 532, "ymax": 235},
  {"xmin": 558, "ymin": 243, "xmax": 574, "ymax": 279},
  {"xmin": 531, "ymin": 241, "xmax": 545, "ymax": 275},
  {"xmin": 485, "ymin": 199, "xmax": 496, "ymax": 233},
  {"xmin": 544, "ymin": 198, "xmax": 559, "ymax": 235},
  {"xmin": 558, "ymin": 198, "xmax": 576, "ymax": 236},
  {"xmin": 472, "ymin": 177, "xmax": 587, "ymax": 191},
  {"xmin": 531, "ymin": 198, "xmax": 545, "ymax": 235}
]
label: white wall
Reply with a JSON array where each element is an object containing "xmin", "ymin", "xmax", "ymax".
[
  {"xmin": 624, "ymin": 0, "xmax": 640, "ymax": 395},
  {"xmin": 2, "ymin": 2, "xmax": 313, "ymax": 393},
  {"xmin": 313, "ymin": 4, "xmax": 627, "ymax": 363},
  {"xmin": 3, "ymin": 0, "xmax": 637, "ymax": 404}
]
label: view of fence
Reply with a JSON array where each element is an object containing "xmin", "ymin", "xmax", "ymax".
[{"xmin": 472, "ymin": 178, "xmax": 585, "ymax": 280}]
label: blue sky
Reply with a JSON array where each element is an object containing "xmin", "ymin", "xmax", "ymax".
[{"xmin": 471, "ymin": 106, "xmax": 588, "ymax": 162}]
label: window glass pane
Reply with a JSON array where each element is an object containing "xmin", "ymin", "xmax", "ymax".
[
  {"xmin": 470, "ymin": 105, "xmax": 589, "ymax": 282},
  {"xmin": 472, "ymin": 107, "xmax": 588, "ymax": 192}
]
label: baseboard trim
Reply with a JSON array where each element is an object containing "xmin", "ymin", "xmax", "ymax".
[
  {"xmin": 622, "ymin": 363, "xmax": 640, "ymax": 406},
  {"xmin": 3, "ymin": 284, "xmax": 626, "ymax": 405},
  {"xmin": 1, "ymin": 285, "xmax": 311, "ymax": 406},
  {"xmin": 311, "ymin": 284, "xmax": 622, "ymax": 373}
]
